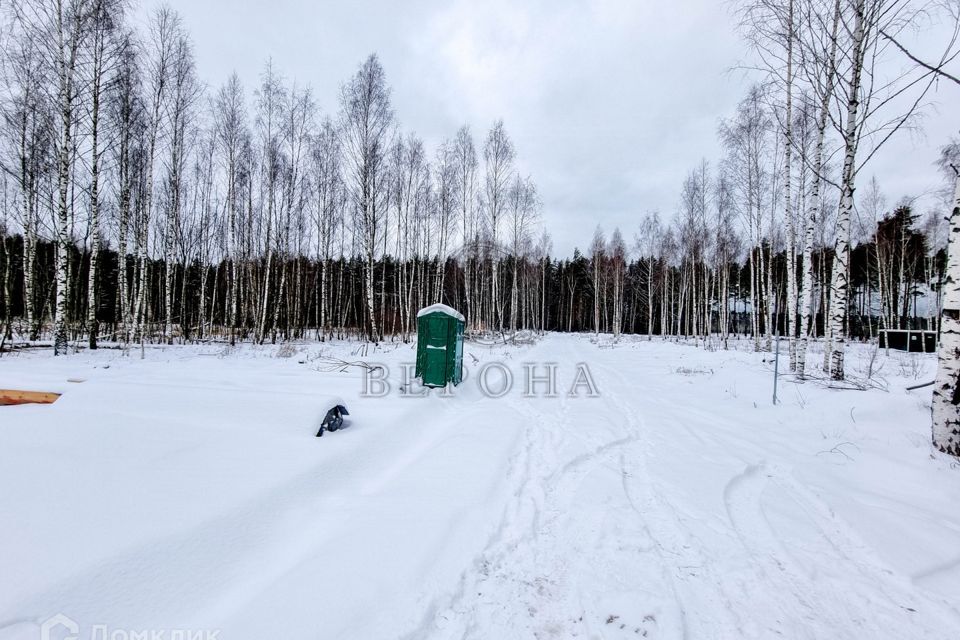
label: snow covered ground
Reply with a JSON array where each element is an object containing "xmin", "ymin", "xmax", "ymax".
[{"xmin": 0, "ymin": 334, "xmax": 958, "ymax": 640}]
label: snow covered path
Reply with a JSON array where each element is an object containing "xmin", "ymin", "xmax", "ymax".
[
  {"xmin": 433, "ymin": 336, "xmax": 960, "ymax": 639},
  {"xmin": 1, "ymin": 334, "xmax": 959, "ymax": 639}
]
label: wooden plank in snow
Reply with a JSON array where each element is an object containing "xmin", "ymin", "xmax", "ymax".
[{"xmin": 0, "ymin": 389, "xmax": 61, "ymax": 406}]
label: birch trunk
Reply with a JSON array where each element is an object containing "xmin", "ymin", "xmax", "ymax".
[
  {"xmin": 647, "ymin": 258, "xmax": 654, "ymax": 339},
  {"xmin": 593, "ymin": 258, "xmax": 600, "ymax": 335},
  {"xmin": 258, "ymin": 204, "xmax": 274, "ymax": 344},
  {"xmin": 797, "ymin": 132, "xmax": 824, "ymax": 378},
  {"xmin": 86, "ymin": 84, "xmax": 102, "ymax": 348},
  {"xmin": 796, "ymin": 6, "xmax": 839, "ymax": 377},
  {"xmin": 762, "ymin": 240, "xmax": 773, "ymax": 351},
  {"xmin": 228, "ymin": 163, "xmax": 238, "ymax": 345},
  {"xmin": 827, "ymin": 0, "xmax": 866, "ymax": 381},
  {"xmin": 164, "ymin": 148, "xmax": 182, "ymax": 344},
  {"xmin": 783, "ymin": 0, "xmax": 797, "ymax": 368},
  {"xmin": 365, "ymin": 242, "xmax": 378, "ymax": 341},
  {"xmin": 53, "ymin": 6, "xmax": 82, "ymax": 356},
  {"xmin": 750, "ymin": 247, "xmax": 759, "ymax": 349},
  {"xmin": 932, "ymin": 169, "xmax": 960, "ymax": 456},
  {"xmin": 511, "ymin": 261, "xmax": 519, "ymax": 331},
  {"xmin": 22, "ymin": 178, "xmax": 37, "ymax": 340}
]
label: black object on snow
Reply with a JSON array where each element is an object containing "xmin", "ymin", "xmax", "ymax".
[{"xmin": 316, "ymin": 404, "xmax": 350, "ymax": 437}]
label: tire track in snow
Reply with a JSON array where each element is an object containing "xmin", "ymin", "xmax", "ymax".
[
  {"xmin": 667, "ymin": 391, "xmax": 960, "ymax": 637},
  {"xmin": 398, "ymin": 397, "xmax": 545, "ymax": 640},
  {"xmin": 720, "ymin": 461, "xmax": 834, "ymax": 635},
  {"xmin": 595, "ymin": 359, "xmax": 747, "ymax": 639},
  {"xmin": 600, "ymin": 344, "xmax": 960, "ymax": 639},
  {"xmin": 418, "ymin": 403, "xmax": 577, "ymax": 638},
  {"xmin": 415, "ymin": 335, "xmax": 960, "ymax": 639},
  {"xmin": 720, "ymin": 458, "xmax": 960, "ymax": 637},
  {"xmin": 418, "ymin": 336, "xmax": 669, "ymax": 639}
]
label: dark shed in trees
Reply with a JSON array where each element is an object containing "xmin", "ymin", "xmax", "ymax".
[{"xmin": 879, "ymin": 329, "xmax": 937, "ymax": 353}]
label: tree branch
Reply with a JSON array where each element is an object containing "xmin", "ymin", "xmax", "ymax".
[{"xmin": 879, "ymin": 28, "xmax": 960, "ymax": 87}]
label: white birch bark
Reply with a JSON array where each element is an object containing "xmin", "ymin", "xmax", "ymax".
[
  {"xmin": 85, "ymin": 10, "xmax": 108, "ymax": 349},
  {"xmin": 932, "ymin": 168, "xmax": 960, "ymax": 456},
  {"xmin": 826, "ymin": 0, "xmax": 866, "ymax": 381},
  {"xmin": 52, "ymin": 1, "xmax": 88, "ymax": 355},
  {"xmin": 797, "ymin": 26, "xmax": 839, "ymax": 376},
  {"xmin": 783, "ymin": 0, "xmax": 797, "ymax": 369}
]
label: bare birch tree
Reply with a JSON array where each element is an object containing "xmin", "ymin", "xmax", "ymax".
[
  {"xmin": 796, "ymin": 0, "xmax": 842, "ymax": 378},
  {"xmin": 609, "ymin": 228, "xmax": 627, "ymax": 339},
  {"xmin": 825, "ymin": 0, "xmax": 956, "ymax": 379},
  {"xmin": 453, "ymin": 125, "xmax": 478, "ymax": 328},
  {"xmin": 340, "ymin": 54, "xmax": 392, "ymax": 342},
  {"xmin": 482, "ymin": 120, "xmax": 514, "ymax": 332},
  {"xmin": 212, "ymin": 73, "xmax": 247, "ymax": 345},
  {"xmin": 161, "ymin": 23, "xmax": 198, "ymax": 343}
]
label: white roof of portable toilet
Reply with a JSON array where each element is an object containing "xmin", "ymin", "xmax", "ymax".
[{"xmin": 416, "ymin": 303, "xmax": 465, "ymax": 322}]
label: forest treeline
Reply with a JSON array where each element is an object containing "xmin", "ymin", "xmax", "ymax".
[
  {"xmin": 0, "ymin": 201, "xmax": 946, "ymax": 345},
  {"xmin": 0, "ymin": 0, "xmax": 958, "ymax": 394}
]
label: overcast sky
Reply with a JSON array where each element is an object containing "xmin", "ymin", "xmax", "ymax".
[{"xmin": 144, "ymin": 0, "xmax": 959, "ymax": 256}]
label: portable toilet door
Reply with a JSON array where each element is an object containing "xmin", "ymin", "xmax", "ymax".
[{"xmin": 416, "ymin": 304, "xmax": 465, "ymax": 387}]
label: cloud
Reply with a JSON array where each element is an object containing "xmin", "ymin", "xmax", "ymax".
[
  {"xmin": 153, "ymin": 0, "xmax": 959, "ymax": 255},
  {"xmin": 395, "ymin": 0, "xmax": 746, "ymax": 252}
]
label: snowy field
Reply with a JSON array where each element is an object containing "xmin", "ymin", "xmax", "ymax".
[{"xmin": 1, "ymin": 334, "xmax": 959, "ymax": 640}]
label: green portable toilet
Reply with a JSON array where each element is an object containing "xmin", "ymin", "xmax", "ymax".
[{"xmin": 415, "ymin": 304, "xmax": 465, "ymax": 388}]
